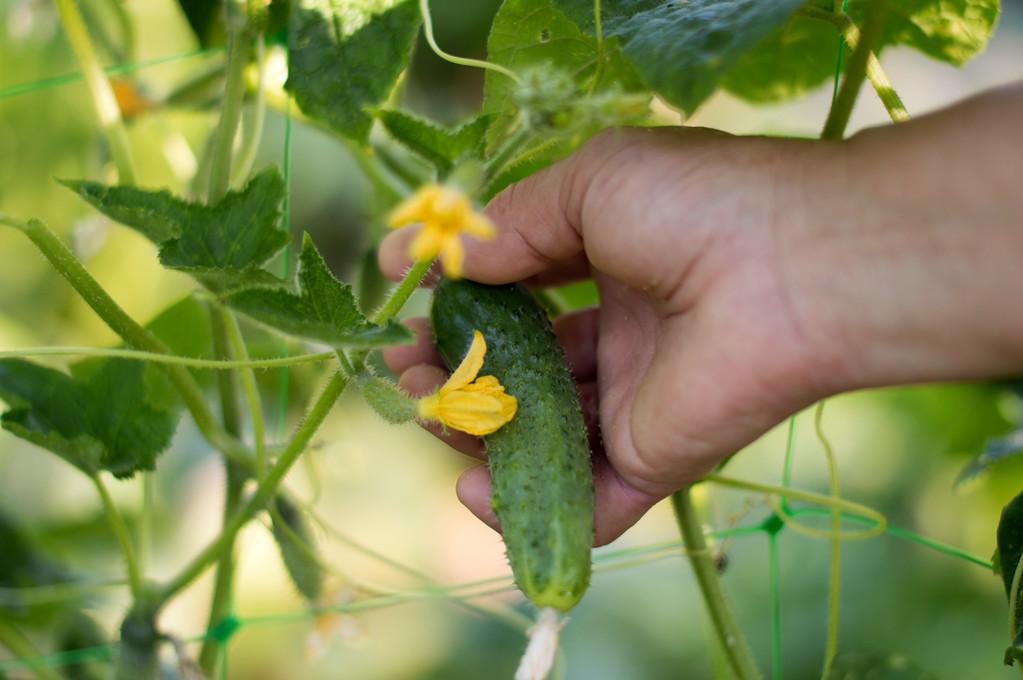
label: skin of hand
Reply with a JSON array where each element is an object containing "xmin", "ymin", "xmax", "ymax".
[{"xmin": 379, "ymin": 83, "xmax": 1023, "ymax": 546}]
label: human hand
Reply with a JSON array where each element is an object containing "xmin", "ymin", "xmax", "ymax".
[{"xmin": 379, "ymin": 84, "xmax": 1023, "ymax": 545}]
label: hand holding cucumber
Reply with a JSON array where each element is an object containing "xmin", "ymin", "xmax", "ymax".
[{"xmin": 381, "ymin": 83, "xmax": 1023, "ymax": 546}]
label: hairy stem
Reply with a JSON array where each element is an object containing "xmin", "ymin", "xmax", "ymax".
[
  {"xmin": 371, "ymin": 258, "xmax": 433, "ymax": 326},
  {"xmin": 222, "ymin": 309, "xmax": 267, "ymax": 477},
  {"xmin": 90, "ymin": 473, "xmax": 143, "ymax": 598},
  {"xmin": 798, "ymin": 6, "xmax": 910, "ymax": 123},
  {"xmin": 197, "ymin": 305, "xmax": 247, "ymax": 675},
  {"xmin": 0, "ymin": 345, "xmax": 336, "ymax": 369},
  {"xmin": 54, "ymin": 0, "xmax": 136, "ymax": 183},
  {"xmin": 157, "ymin": 369, "xmax": 350, "ymax": 605},
  {"xmin": 231, "ymin": 39, "xmax": 268, "ymax": 186},
  {"xmin": 14, "ymin": 218, "xmax": 252, "ymax": 469},
  {"xmin": 207, "ymin": 1, "xmax": 251, "ymax": 202},
  {"xmin": 822, "ymin": 0, "xmax": 887, "ymax": 139},
  {"xmin": 671, "ymin": 487, "xmax": 762, "ymax": 680}
]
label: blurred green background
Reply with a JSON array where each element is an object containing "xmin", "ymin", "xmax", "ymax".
[{"xmin": 2, "ymin": 1, "xmax": 1023, "ymax": 678}]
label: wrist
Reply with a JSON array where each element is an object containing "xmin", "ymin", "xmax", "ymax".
[{"xmin": 780, "ymin": 114, "xmax": 1023, "ymax": 395}]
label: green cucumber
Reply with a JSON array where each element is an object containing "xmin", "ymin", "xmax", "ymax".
[{"xmin": 431, "ymin": 278, "xmax": 593, "ymax": 611}]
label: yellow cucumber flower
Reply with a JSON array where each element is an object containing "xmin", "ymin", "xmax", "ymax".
[
  {"xmin": 387, "ymin": 184, "xmax": 495, "ymax": 278},
  {"xmin": 417, "ymin": 330, "xmax": 517, "ymax": 436}
]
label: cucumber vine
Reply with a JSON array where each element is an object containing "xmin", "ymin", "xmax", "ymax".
[{"xmin": 0, "ymin": 0, "xmax": 1009, "ymax": 678}]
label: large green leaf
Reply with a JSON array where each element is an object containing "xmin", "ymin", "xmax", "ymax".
[
  {"xmin": 0, "ymin": 359, "xmax": 178, "ymax": 478},
  {"xmin": 485, "ymin": 0, "xmax": 644, "ymax": 130},
  {"xmin": 376, "ymin": 110, "xmax": 492, "ymax": 174},
  {"xmin": 553, "ymin": 0, "xmax": 809, "ymax": 114},
  {"xmin": 225, "ymin": 234, "xmax": 412, "ymax": 348},
  {"xmin": 722, "ymin": 12, "xmax": 838, "ymax": 103},
  {"xmin": 725, "ymin": 0, "xmax": 999, "ymax": 104},
  {"xmin": 999, "ymin": 490, "xmax": 1023, "ymax": 665},
  {"xmin": 286, "ymin": 0, "xmax": 422, "ymax": 142},
  {"xmin": 866, "ymin": 0, "xmax": 999, "ymax": 65},
  {"xmin": 63, "ymin": 169, "xmax": 287, "ymax": 288},
  {"xmin": 482, "ymin": 0, "xmax": 647, "ymax": 192}
]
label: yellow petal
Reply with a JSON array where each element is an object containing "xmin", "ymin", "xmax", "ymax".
[
  {"xmin": 416, "ymin": 392, "xmax": 440, "ymax": 421},
  {"xmin": 433, "ymin": 185, "xmax": 468, "ymax": 215},
  {"xmin": 439, "ymin": 234, "xmax": 465, "ymax": 279},
  {"xmin": 461, "ymin": 212, "xmax": 496, "ymax": 240},
  {"xmin": 408, "ymin": 224, "xmax": 446, "ymax": 262},
  {"xmin": 435, "ymin": 389, "xmax": 517, "ymax": 436},
  {"xmin": 387, "ymin": 185, "xmax": 442, "ymax": 228},
  {"xmin": 462, "ymin": 374, "xmax": 503, "ymax": 393},
  {"xmin": 445, "ymin": 330, "xmax": 486, "ymax": 391}
]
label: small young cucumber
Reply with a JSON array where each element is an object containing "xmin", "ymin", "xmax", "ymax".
[{"xmin": 431, "ymin": 278, "xmax": 593, "ymax": 611}]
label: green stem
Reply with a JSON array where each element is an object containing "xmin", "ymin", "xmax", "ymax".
[
  {"xmin": 207, "ymin": 1, "xmax": 251, "ymax": 202},
  {"xmin": 90, "ymin": 473, "xmax": 143, "ymax": 599},
  {"xmin": 482, "ymin": 116, "xmax": 533, "ymax": 185},
  {"xmin": 54, "ymin": 0, "xmax": 136, "ymax": 184},
  {"xmin": 798, "ymin": 6, "xmax": 909, "ymax": 123},
  {"xmin": 419, "ymin": 0, "xmax": 522, "ymax": 85},
  {"xmin": 822, "ymin": 0, "xmax": 887, "ymax": 140},
  {"xmin": 0, "ymin": 345, "xmax": 336, "ymax": 369},
  {"xmin": 231, "ymin": 39, "xmax": 267, "ymax": 187},
  {"xmin": 345, "ymin": 257, "xmax": 434, "ymax": 374},
  {"xmin": 672, "ymin": 487, "xmax": 762, "ymax": 680},
  {"xmin": 197, "ymin": 305, "xmax": 247, "ymax": 676},
  {"xmin": 14, "ymin": 218, "xmax": 252, "ymax": 469},
  {"xmin": 139, "ymin": 473, "xmax": 154, "ymax": 578},
  {"xmin": 197, "ymin": 464, "xmax": 244, "ymax": 676},
  {"xmin": 767, "ymin": 531, "xmax": 783, "ymax": 680},
  {"xmin": 371, "ymin": 258, "xmax": 433, "ymax": 326},
  {"xmin": 705, "ymin": 474, "xmax": 887, "ymax": 536},
  {"xmin": 221, "ymin": 308, "xmax": 267, "ymax": 477},
  {"xmin": 813, "ymin": 402, "xmax": 841, "ymax": 679},
  {"xmin": 157, "ymin": 369, "xmax": 350, "ymax": 606},
  {"xmin": 0, "ymin": 619, "xmax": 63, "ymax": 680}
]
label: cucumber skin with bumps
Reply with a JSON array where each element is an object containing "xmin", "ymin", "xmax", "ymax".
[{"xmin": 431, "ymin": 278, "xmax": 594, "ymax": 611}]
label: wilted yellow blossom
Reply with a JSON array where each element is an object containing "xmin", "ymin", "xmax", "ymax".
[
  {"xmin": 387, "ymin": 184, "xmax": 495, "ymax": 278},
  {"xmin": 417, "ymin": 330, "xmax": 517, "ymax": 436}
]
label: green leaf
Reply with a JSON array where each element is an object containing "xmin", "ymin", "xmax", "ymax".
[
  {"xmin": 722, "ymin": 13, "xmax": 838, "ymax": 103},
  {"xmin": 725, "ymin": 0, "xmax": 1000, "ymax": 104},
  {"xmin": 485, "ymin": 0, "xmax": 644, "ymax": 130},
  {"xmin": 63, "ymin": 168, "xmax": 288, "ymax": 288},
  {"xmin": 358, "ymin": 372, "xmax": 416, "ymax": 424},
  {"xmin": 271, "ymin": 495, "xmax": 323, "ymax": 601},
  {"xmin": 286, "ymin": 0, "xmax": 422, "ymax": 143},
  {"xmin": 225, "ymin": 234, "xmax": 412, "ymax": 348},
  {"xmin": 865, "ymin": 0, "xmax": 999, "ymax": 65},
  {"xmin": 482, "ymin": 0, "xmax": 647, "ymax": 183},
  {"xmin": 553, "ymin": 0, "xmax": 809, "ymax": 114},
  {"xmin": 376, "ymin": 110, "xmax": 493, "ymax": 174},
  {"xmin": 0, "ymin": 359, "xmax": 178, "ymax": 478},
  {"xmin": 998, "ymin": 490, "xmax": 1023, "ymax": 665}
]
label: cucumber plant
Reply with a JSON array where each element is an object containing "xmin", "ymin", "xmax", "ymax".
[{"xmin": 0, "ymin": 0, "xmax": 1009, "ymax": 678}]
